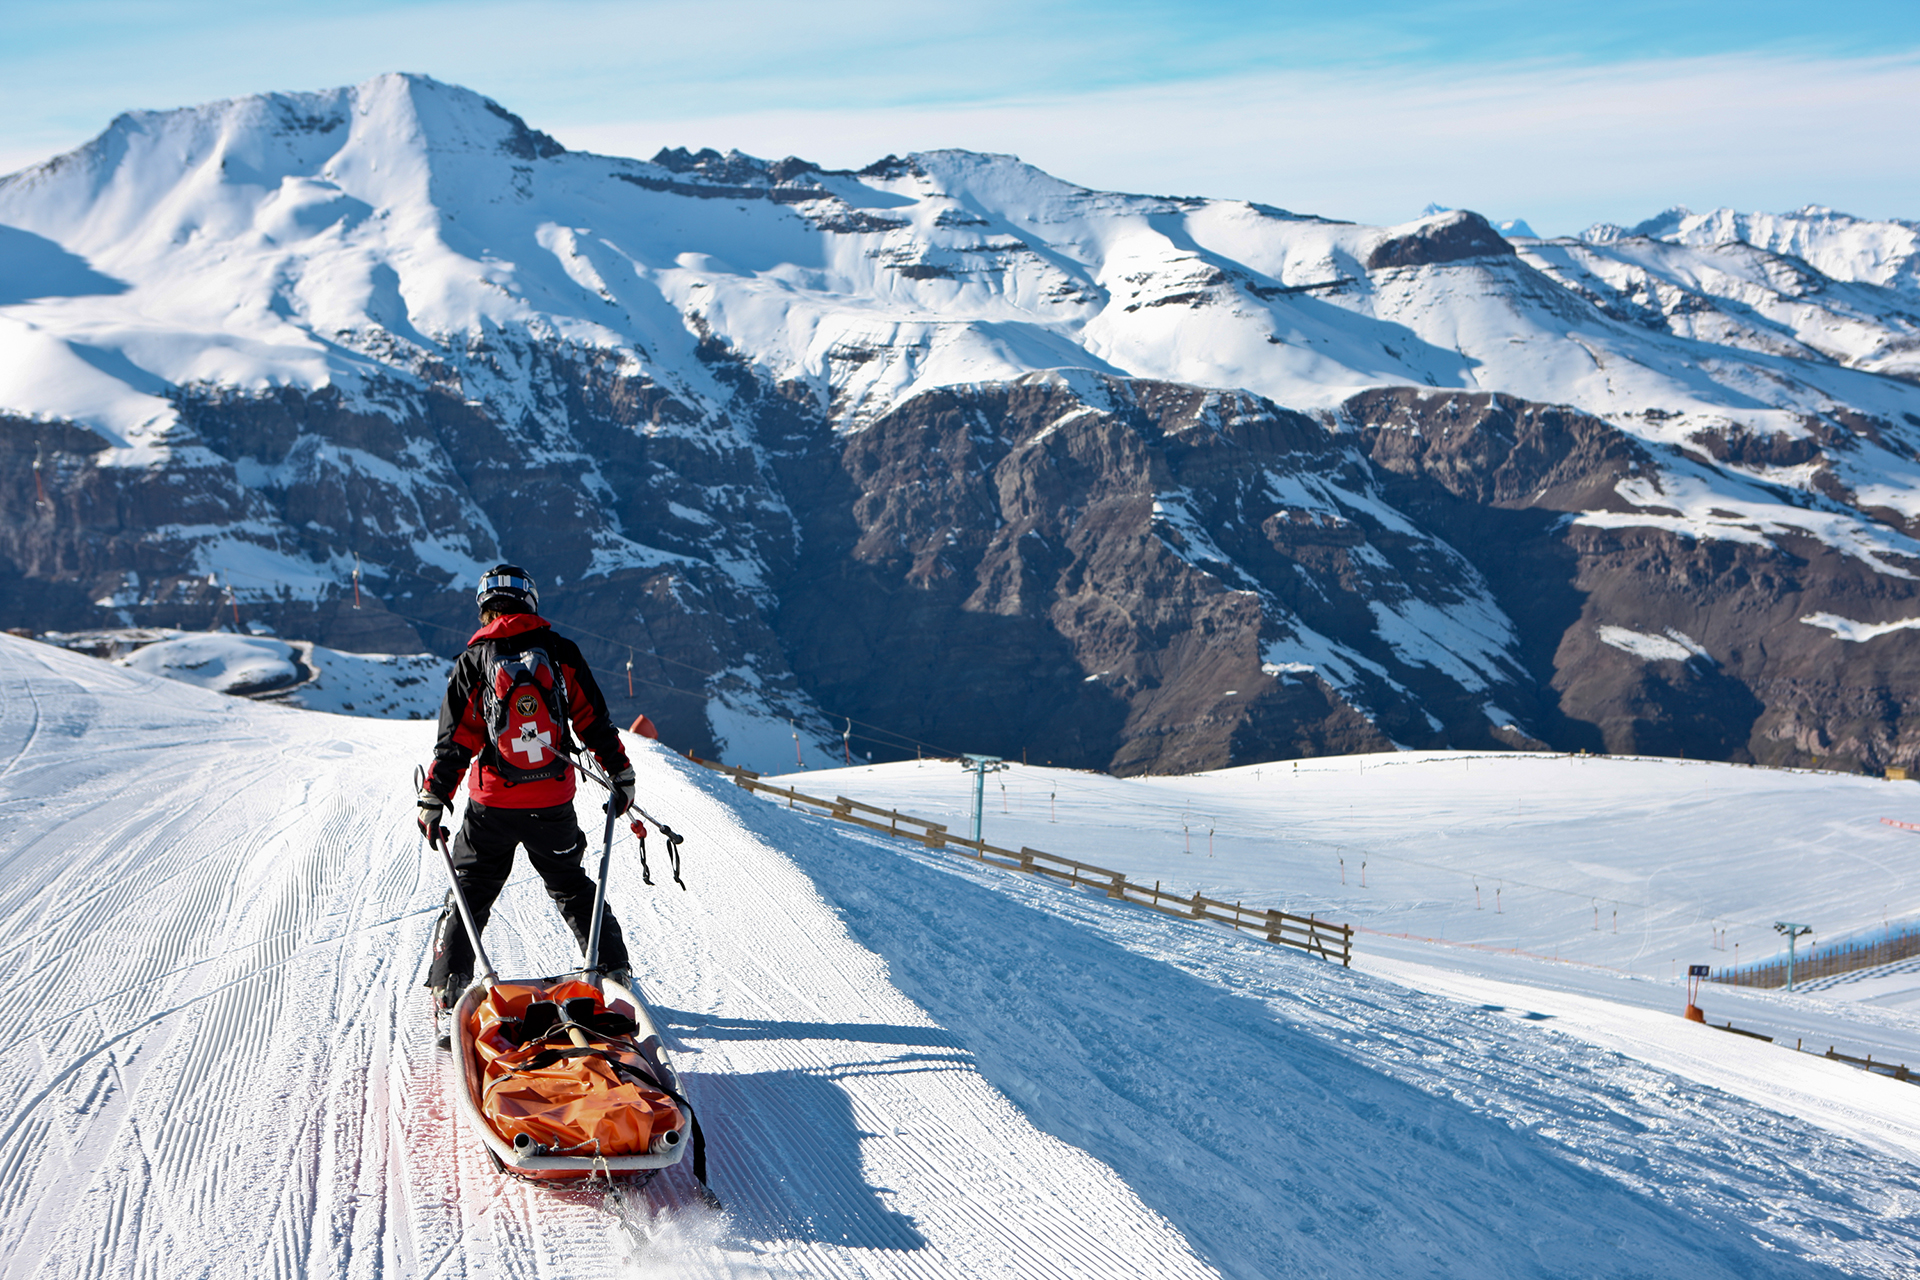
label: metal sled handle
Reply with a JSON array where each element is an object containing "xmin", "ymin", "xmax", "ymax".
[{"xmin": 416, "ymin": 765, "xmax": 499, "ymax": 990}]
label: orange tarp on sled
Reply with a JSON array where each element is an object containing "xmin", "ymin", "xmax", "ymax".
[{"xmin": 466, "ymin": 980, "xmax": 682, "ymax": 1158}]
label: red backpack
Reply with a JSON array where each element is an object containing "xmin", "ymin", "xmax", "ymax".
[{"xmin": 481, "ymin": 647, "xmax": 572, "ymax": 785}]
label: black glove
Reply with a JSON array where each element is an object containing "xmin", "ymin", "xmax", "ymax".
[
  {"xmin": 416, "ymin": 788, "xmax": 449, "ymax": 846},
  {"xmin": 609, "ymin": 766, "xmax": 636, "ymax": 816}
]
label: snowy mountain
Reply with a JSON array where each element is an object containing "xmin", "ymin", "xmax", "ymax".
[
  {"xmin": 7, "ymin": 74, "xmax": 1920, "ymax": 773},
  {"xmin": 8, "ymin": 633, "xmax": 1920, "ymax": 1276},
  {"xmin": 1590, "ymin": 204, "xmax": 1920, "ymax": 299},
  {"xmin": 1555, "ymin": 207, "xmax": 1920, "ymax": 382}
]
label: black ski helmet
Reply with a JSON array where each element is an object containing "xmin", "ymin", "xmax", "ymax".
[{"xmin": 476, "ymin": 564, "xmax": 539, "ymax": 614}]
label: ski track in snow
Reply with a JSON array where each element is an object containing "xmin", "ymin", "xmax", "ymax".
[
  {"xmin": 3, "ymin": 632, "xmax": 1920, "ymax": 1276},
  {"xmin": 0, "ymin": 637, "xmax": 1209, "ymax": 1279}
]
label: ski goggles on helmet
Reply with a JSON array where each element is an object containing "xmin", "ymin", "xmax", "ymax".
[{"xmin": 477, "ymin": 570, "xmax": 539, "ymax": 611}]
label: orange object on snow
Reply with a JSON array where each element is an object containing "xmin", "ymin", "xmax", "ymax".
[
  {"xmin": 629, "ymin": 713, "xmax": 659, "ymax": 739},
  {"xmin": 465, "ymin": 980, "xmax": 682, "ymax": 1163}
]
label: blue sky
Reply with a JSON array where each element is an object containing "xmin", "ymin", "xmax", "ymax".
[{"xmin": 3, "ymin": 1, "xmax": 1916, "ymax": 233}]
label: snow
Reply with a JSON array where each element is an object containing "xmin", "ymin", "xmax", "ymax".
[
  {"xmin": 1596, "ymin": 625, "xmax": 1710, "ymax": 663},
  {"xmin": 1520, "ymin": 230, "xmax": 1920, "ymax": 381},
  {"xmin": 767, "ymin": 751, "xmax": 1920, "ymax": 1028},
  {"xmin": 1801, "ymin": 611, "xmax": 1920, "ymax": 644},
  {"xmin": 293, "ymin": 643, "xmax": 445, "ymax": 719},
  {"xmin": 702, "ymin": 667, "xmax": 845, "ymax": 775},
  {"xmin": 1619, "ymin": 205, "xmax": 1920, "ymax": 299},
  {"xmin": 12, "ymin": 633, "xmax": 1920, "ymax": 1274},
  {"xmin": 99, "ymin": 628, "xmax": 445, "ymax": 718},
  {"xmin": 117, "ymin": 630, "xmax": 300, "ymax": 692},
  {"xmin": 1259, "ymin": 618, "xmax": 1391, "ymax": 706},
  {"xmin": 1572, "ymin": 446, "xmax": 1920, "ymax": 579},
  {"xmin": 1365, "ymin": 591, "xmax": 1520, "ymax": 692}
]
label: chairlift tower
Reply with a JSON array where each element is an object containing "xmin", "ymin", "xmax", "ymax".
[
  {"xmin": 1774, "ymin": 921, "xmax": 1813, "ymax": 991},
  {"xmin": 961, "ymin": 755, "xmax": 1006, "ymax": 843}
]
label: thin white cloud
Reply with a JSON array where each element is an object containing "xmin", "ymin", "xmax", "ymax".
[
  {"xmin": 1, "ymin": 30, "xmax": 1916, "ymax": 235},
  {"xmin": 553, "ymin": 51, "xmax": 1920, "ymax": 234}
]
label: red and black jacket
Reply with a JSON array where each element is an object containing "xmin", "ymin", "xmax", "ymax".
[{"xmin": 424, "ymin": 613, "xmax": 631, "ymax": 809}]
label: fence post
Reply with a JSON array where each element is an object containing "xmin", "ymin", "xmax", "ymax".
[
  {"xmin": 1190, "ymin": 892, "xmax": 1205, "ymax": 919},
  {"xmin": 1108, "ymin": 873, "xmax": 1126, "ymax": 900},
  {"xmin": 1265, "ymin": 909, "xmax": 1284, "ymax": 943}
]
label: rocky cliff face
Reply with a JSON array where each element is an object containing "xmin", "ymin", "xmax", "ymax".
[
  {"xmin": 7, "ymin": 75, "xmax": 1920, "ymax": 775},
  {"xmin": 1348, "ymin": 388, "xmax": 1920, "ymax": 767}
]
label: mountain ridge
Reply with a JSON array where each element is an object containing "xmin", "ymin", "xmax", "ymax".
[{"xmin": 6, "ymin": 73, "xmax": 1920, "ymax": 775}]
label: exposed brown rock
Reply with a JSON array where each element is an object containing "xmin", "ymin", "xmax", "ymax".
[
  {"xmin": 1365, "ymin": 211, "xmax": 1517, "ymax": 271},
  {"xmin": 1355, "ymin": 392, "xmax": 1920, "ymax": 773},
  {"xmin": 16, "ymin": 347, "xmax": 1920, "ymax": 777}
]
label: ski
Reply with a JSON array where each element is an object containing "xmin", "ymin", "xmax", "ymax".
[{"xmin": 429, "ymin": 988, "xmax": 452, "ymax": 1051}]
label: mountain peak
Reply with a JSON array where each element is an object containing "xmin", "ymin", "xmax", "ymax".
[
  {"xmin": 347, "ymin": 72, "xmax": 565, "ymax": 160},
  {"xmin": 1367, "ymin": 208, "xmax": 1516, "ymax": 269},
  {"xmin": 3, "ymin": 72, "xmax": 564, "ymax": 194},
  {"xmin": 1626, "ymin": 206, "xmax": 1693, "ymax": 238},
  {"xmin": 1597, "ymin": 203, "xmax": 1920, "ymax": 296}
]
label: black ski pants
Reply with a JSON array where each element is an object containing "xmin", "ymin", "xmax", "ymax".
[{"xmin": 427, "ymin": 800, "xmax": 629, "ymax": 986}]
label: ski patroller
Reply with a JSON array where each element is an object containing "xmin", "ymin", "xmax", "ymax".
[{"xmin": 418, "ymin": 763, "xmax": 717, "ymax": 1200}]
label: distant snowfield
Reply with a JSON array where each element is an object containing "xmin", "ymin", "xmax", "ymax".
[
  {"xmin": 7, "ymin": 634, "xmax": 1920, "ymax": 1278},
  {"xmin": 117, "ymin": 631, "xmax": 303, "ymax": 692},
  {"xmin": 102, "ymin": 629, "xmax": 445, "ymax": 719},
  {"xmin": 774, "ymin": 752, "xmax": 1920, "ymax": 994}
]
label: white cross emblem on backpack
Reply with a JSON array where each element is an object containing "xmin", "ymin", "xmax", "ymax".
[{"xmin": 511, "ymin": 723, "xmax": 553, "ymax": 766}]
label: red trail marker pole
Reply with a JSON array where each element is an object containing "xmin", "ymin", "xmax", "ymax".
[{"xmin": 1684, "ymin": 964, "xmax": 1710, "ymax": 1022}]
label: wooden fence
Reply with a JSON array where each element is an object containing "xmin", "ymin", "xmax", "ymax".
[
  {"xmin": 687, "ymin": 756, "xmax": 1352, "ymax": 966},
  {"xmin": 1711, "ymin": 925, "xmax": 1920, "ymax": 990},
  {"xmin": 1709, "ymin": 1020, "xmax": 1919, "ymax": 1085},
  {"xmin": 1819, "ymin": 1044, "xmax": 1916, "ymax": 1083}
]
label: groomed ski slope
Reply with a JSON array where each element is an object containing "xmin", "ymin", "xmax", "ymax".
[
  {"xmin": 4, "ymin": 632, "xmax": 1920, "ymax": 1278},
  {"xmin": 773, "ymin": 753, "xmax": 1920, "ymax": 995}
]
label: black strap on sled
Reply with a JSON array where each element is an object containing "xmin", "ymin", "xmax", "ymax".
[
  {"xmin": 508, "ymin": 1001, "xmax": 638, "ymax": 1045},
  {"xmin": 511, "ymin": 1040, "xmax": 715, "ymax": 1197},
  {"xmin": 607, "ymin": 1056, "xmax": 711, "ymax": 1194}
]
